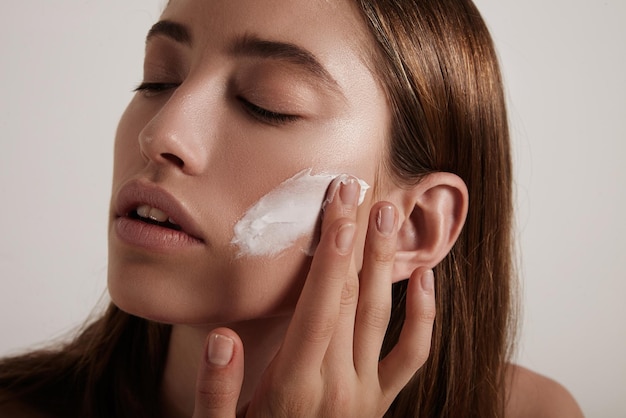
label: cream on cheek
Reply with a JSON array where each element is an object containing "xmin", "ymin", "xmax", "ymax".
[{"xmin": 231, "ymin": 169, "xmax": 369, "ymax": 257}]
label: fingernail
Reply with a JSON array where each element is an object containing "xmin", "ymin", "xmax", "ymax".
[
  {"xmin": 421, "ymin": 269, "xmax": 435, "ymax": 293},
  {"xmin": 376, "ymin": 205, "xmax": 395, "ymax": 236},
  {"xmin": 322, "ymin": 178, "xmax": 341, "ymax": 212},
  {"xmin": 336, "ymin": 223, "xmax": 355, "ymax": 254},
  {"xmin": 208, "ymin": 333, "xmax": 234, "ymax": 367},
  {"xmin": 339, "ymin": 177, "xmax": 359, "ymax": 206}
]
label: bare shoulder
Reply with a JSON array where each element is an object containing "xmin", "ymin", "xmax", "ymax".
[{"xmin": 505, "ymin": 364, "xmax": 585, "ymax": 418}]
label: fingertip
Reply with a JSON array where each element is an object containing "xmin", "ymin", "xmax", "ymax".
[
  {"xmin": 204, "ymin": 328, "xmax": 242, "ymax": 368},
  {"xmin": 322, "ymin": 175, "xmax": 349, "ymax": 212},
  {"xmin": 207, "ymin": 333, "xmax": 235, "ymax": 367},
  {"xmin": 195, "ymin": 328, "xmax": 244, "ymax": 417},
  {"xmin": 322, "ymin": 175, "xmax": 363, "ymax": 218},
  {"xmin": 407, "ymin": 268, "xmax": 436, "ymax": 322},
  {"xmin": 338, "ymin": 176, "xmax": 360, "ymax": 207},
  {"xmin": 409, "ymin": 268, "xmax": 435, "ymax": 293},
  {"xmin": 361, "ymin": 201, "xmax": 398, "ymax": 267},
  {"xmin": 421, "ymin": 269, "xmax": 435, "ymax": 294},
  {"xmin": 375, "ymin": 203, "xmax": 397, "ymax": 236}
]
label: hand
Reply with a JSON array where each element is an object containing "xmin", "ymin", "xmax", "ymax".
[{"xmin": 192, "ymin": 177, "xmax": 436, "ymax": 418}]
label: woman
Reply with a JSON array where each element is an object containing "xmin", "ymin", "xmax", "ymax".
[{"xmin": 0, "ymin": 0, "xmax": 583, "ymax": 417}]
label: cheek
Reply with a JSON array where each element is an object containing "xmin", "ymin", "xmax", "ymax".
[
  {"xmin": 221, "ymin": 247, "xmax": 315, "ymax": 317},
  {"xmin": 306, "ymin": 110, "xmax": 388, "ymax": 183},
  {"xmin": 231, "ymin": 169, "xmax": 370, "ymax": 257}
]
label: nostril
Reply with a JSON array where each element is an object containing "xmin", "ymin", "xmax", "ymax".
[{"xmin": 161, "ymin": 153, "xmax": 184, "ymax": 168}]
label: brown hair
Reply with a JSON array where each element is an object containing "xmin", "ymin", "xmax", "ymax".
[
  {"xmin": 0, "ymin": 305, "xmax": 170, "ymax": 417},
  {"xmin": 356, "ymin": 1, "xmax": 516, "ymax": 416},
  {"xmin": 0, "ymin": 1, "xmax": 515, "ymax": 417}
]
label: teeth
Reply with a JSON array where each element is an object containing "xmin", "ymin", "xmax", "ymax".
[
  {"xmin": 136, "ymin": 205, "xmax": 151, "ymax": 219},
  {"xmin": 136, "ymin": 205, "xmax": 169, "ymax": 223}
]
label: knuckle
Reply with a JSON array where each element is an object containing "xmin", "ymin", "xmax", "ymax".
[
  {"xmin": 299, "ymin": 314, "xmax": 337, "ymax": 344},
  {"xmin": 196, "ymin": 379, "xmax": 239, "ymax": 410},
  {"xmin": 416, "ymin": 306, "xmax": 436, "ymax": 325},
  {"xmin": 358, "ymin": 302, "xmax": 391, "ymax": 330},
  {"xmin": 341, "ymin": 204, "xmax": 358, "ymax": 218},
  {"xmin": 364, "ymin": 237, "xmax": 395, "ymax": 265},
  {"xmin": 372, "ymin": 246, "xmax": 395, "ymax": 264},
  {"xmin": 268, "ymin": 384, "xmax": 316, "ymax": 417},
  {"xmin": 340, "ymin": 276, "xmax": 359, "ymax": 308},
  {"xmin": 322, "ymin": 378, "xmax": 354, "ymax": 413}
]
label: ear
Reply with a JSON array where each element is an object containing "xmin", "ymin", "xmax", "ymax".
[{"xmin": 389, "ymin": 172, "xmax": 468, "ymax": 282}]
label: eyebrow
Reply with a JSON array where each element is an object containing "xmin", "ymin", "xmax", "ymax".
[
  {"xmin": 146, "ymin": 20, "xmax": 192, "ymax": 46},
  {"xmin": 229, "ymin": 34, "xmax": 344, "ymax": 97},
  {"xmin": 145, "ymin": 20, "xmax": 344, "ymax": 98}
]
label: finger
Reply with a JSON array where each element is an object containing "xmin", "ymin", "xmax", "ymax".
[
  {"xmin": 322, "ymin": 174, "xmax": 362, "ymax": 220},
  {"xmin": 378, "ymin": 268, "xmax": 435, "ymax": 396},
  {"xmin": 193, "ymin": 328, "xmax": 244, "ymax": 418},
  {"xmin": 353, "ymin": 202, "xmax": 398, "ymax": 376},
  {"xmin": 324, "ymin": 251, "xmax": 359, "ymax": 369},
  {"xmin": 324, "ymin": 176, "xmax": 364, "ymax": 359},
  {"xmin": 278, "ymin": 176, "xmax": 360, "ymax": 373}
]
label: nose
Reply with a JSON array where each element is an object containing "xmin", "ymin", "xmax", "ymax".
[{"xmin": 138, "ymin": 89, "xmax": 211, "ymax": 175}]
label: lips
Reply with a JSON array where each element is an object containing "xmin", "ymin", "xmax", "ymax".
[
  {"xmin": 113, "ymin": 180, "xmax": 205, "ymax": 249},
  {"xmin": 132, "ymin": 204, "xmax": 182, "ymax": 231}
]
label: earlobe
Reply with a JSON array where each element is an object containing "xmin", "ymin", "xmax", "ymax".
[{"xmin": 390, "ymin": 173, "xmax": 468, "ymax": 282}]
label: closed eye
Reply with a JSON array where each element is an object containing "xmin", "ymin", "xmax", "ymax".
[
  {"xmin": 133, "ymin": 83, "xmax": 299, "ymax": 125},
  {"xmin": 133, "ymin": 82, "xmax": 180, "ymax": 96},
  {"xmin": 237, "ymin": 96, "xmax": 300, "ymax": 125}
]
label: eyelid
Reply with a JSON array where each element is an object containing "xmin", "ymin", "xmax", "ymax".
[
  {"xmin": 133, "ymin": 82, "xmax": 180, "ymax": 96},
  {"xmin": 237, "ymin": 96, "xmax": 300, "ymax": 125},
  {"xmin": 140, "ymin": 41, "xmax": 187, "ymax": 96},
  {"xmin": 133, "ymin": 82, "xmax": 302, "ymax": 127}
]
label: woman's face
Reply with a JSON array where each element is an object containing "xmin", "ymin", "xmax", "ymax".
[{"xmin": 108, "ymin": 0, "xmax": 391, "ymax": 324}]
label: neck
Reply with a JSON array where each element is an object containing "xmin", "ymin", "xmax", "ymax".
[{"xmin": 160, "ymin": 316, "xmax": 291, "ymax": 417}]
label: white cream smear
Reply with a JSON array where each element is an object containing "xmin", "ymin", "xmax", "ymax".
[{"xmin": 231, "ymin": 169, "xmax": 370, "ymax": 257}]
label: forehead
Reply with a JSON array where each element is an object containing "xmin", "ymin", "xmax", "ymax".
[
  {"xmin": 161, "ymin": 0, "xmax": 370, "ymax": 42},
  {"xmin": 159, "ymin": 0, "xmax": 377, "ymax": 87}
]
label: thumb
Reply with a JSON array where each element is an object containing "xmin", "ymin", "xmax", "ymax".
[{"xmin": 192, "ymin": 328, "xmax": 244, "ymax": 418}]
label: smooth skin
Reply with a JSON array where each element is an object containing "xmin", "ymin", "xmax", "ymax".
[{"xmin": 0, "ymin": 0, "xmax": 584, "ymax": 416}]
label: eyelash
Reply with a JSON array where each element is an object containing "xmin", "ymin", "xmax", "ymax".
[
  {"xmin": 237, "ymin": 97, "xmax": 299, "ymax": 125},
  {"xmin": 133, "ymin": 83, "xmax": 299, "ymax": 126},
  {"xmin": 133, "ymin": 82, "xmax": 180, "ymax": 95}
]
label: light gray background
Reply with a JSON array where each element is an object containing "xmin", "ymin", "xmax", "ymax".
[{"xmin": 1, "ymin": 1, "xmax": 624, "ymax": 416}]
